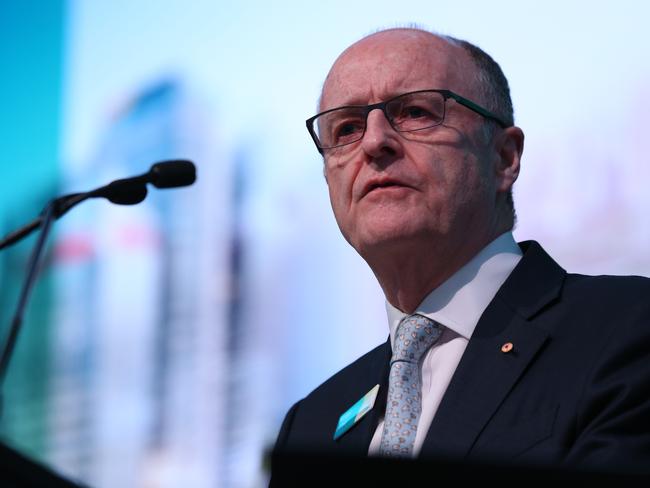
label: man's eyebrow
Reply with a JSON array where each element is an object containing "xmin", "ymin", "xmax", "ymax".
[
  {"xmin": 319, "ymin": 88, "xmax": 373, "ymax": 112},
  {"xmin": 324, "ymin": 99, "xmax": 368, "ymax": 110},
  {"xmin": 320, "ymin": 94, "xmax": 390, "ymax": 112}
]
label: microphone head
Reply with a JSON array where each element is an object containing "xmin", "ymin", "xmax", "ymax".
[
  {"xmin": 103, "ymin": 180, "xmax": 148, "ymax": 205},
  {"xmin": 148, "ymin": 160, "xmax": 196, "ymax": 189}
]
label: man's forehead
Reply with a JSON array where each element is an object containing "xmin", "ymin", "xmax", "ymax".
[{"xmin": 321, "ymin": 29, "xmax": 468, "ymax": 110}]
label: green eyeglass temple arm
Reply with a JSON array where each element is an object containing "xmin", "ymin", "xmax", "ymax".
[{"xmin": 441, "ymin": 90, "xmax": 510, "ymax": 128}]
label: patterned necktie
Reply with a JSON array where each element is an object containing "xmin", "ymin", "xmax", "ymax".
[{"xmin": 379, "ymin": 314, "xmax": 443, "ymax": 457}]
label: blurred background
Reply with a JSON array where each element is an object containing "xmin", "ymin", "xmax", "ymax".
[{"xmin": 0, "ymin": 1, "xmax": 648, "ymax": 486}]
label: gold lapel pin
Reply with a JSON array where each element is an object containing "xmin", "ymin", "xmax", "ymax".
[{"xmin": 501, "ymin": 342, "xmax": 514, "ymax": 353}]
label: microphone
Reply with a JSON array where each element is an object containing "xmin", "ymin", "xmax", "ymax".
[
  {"xmin": 148, "ymin": 160, "xmax": 196, "ymax": 189},
  {"xmin": 94, "ymin": 179, "xmax": 148, "ymax": 205},
  {"xmin": 0, "ymin": 159, "xmax": 196, "ymax": 399},
  {"xmin": 0, "ymin": 160, "xmax": 196, "ymax": 250},
  {"xmin": 93, "ymin": 159, "xmax": 196, "ymax": 203}
]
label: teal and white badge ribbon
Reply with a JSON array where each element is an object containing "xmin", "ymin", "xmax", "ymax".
[{"xmin": 333, "ymin": 384, "xmax": 380, "ymax": 441}]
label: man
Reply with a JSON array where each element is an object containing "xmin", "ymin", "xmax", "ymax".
[{"xmin": 272, "ymin": 27, "xmax": 650, "ymax": 475}]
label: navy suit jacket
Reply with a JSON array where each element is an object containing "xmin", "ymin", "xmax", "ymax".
[{"xmin": 273, "ymin": 241, "xmax": 650, "ymax": 474}]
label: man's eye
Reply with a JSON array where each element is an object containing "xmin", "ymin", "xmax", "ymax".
[
  {"xmin": 402, "ymin": 105, "xmax": 431, "ymax": 119},
  {"xmin": 338, "ymin": 123, "xmax": 360, "ymax": 135},
  {"xmin": 390, "ymin": 101, "xmax": 442, "ymax": 130},
  {"xmin": 332, "ymin": 120, "xmax": 364, "ymax": 142}
]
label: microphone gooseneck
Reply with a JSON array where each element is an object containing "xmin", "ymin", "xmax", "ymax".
[{"xmin": 0, "ymin": 160, "xmax": 196, "ymax": 250}]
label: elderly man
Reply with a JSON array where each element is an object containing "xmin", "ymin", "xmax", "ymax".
[{"xmin": 273, "ymin": 28, "xmax": 650, "ymax": 475}]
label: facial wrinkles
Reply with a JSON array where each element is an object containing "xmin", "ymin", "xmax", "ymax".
[
  {"xmin": 323, "ymin": 54, "xmax": 433, "ymax": 205},
  {"xmin": 324, "ymin": 145, "xmax": 360, "ymax": 218},
  {"xmin": 322, "ymin": 32, "xmax": 490, "ymax": 238}
]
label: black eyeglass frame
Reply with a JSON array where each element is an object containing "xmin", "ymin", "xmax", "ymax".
[{"xmin": 305, "ymin": 89, "xmax": 510, "ymax": 153}]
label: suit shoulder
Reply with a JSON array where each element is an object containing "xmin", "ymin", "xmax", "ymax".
[
  {"xmin": 564, "ymin": 273, "xmax": 650, "ymax": 303},
  {"xmin": 556, "ymin": 273, "xmax": 650, "ymax": 344}
]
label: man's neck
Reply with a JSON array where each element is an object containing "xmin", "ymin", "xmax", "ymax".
[{"xmin": 367, "ymin": 230, "xmax": 508, "ymax": 314}]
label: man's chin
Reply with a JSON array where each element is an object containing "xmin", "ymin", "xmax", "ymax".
[{"xmin": 351, "ymin": 224, "xmax": 431, "ymax": 258}]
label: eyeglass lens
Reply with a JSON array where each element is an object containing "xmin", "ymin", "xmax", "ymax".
[{"xmin": 314, "ymin": 91, "xmax": 446, "ymax": 149}]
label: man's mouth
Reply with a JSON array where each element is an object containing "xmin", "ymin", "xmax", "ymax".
[{"xmin": 363, "ymin": 178, "xmax": 411, "ymax": 197}]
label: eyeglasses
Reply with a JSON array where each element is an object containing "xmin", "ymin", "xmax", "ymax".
[{"xmin": 306, "ymin": 89, "xmax": 509, "ymax": 152}]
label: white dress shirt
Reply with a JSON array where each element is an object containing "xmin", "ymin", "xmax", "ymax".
[{"xmin": 368, "ymin": 232, "xmax": 523, "ymax": 456}]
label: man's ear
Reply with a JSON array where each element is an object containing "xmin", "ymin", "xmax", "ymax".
[
  {"xmin": 323, "ymin": 161, "xmax": 329, "ymax": 184},
  {"xmin": 495, "ymin": 126, "xmax": 524, "ymax": 193}
]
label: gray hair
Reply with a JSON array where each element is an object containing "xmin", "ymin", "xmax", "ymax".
[
  {"xmin": 443, "ymin": 34, "xmax": 517, "ymax": 226},
  {"xmin": 443, "ymin": 35, "xmax": 514, "ymax": 128}
]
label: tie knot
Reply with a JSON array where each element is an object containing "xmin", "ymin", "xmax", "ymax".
[{"xmin": 392, "ymin": 314, "xmax": 442, "ymax": 364}]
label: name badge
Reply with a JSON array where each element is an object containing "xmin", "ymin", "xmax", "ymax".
[{"xmin": 333, "ymin": 384, "xmax": 380, "ymax": 440}]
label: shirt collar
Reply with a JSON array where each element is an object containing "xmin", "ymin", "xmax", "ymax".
[{"xmin": 385, "ymin": 232, "xmax": 523, "ymax": 346}]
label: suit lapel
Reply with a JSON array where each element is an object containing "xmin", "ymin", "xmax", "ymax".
[
  {"xmin": 334, "ymin": 339, "xmax": 392, "ymax": 454},
  {"xmin": 420, "ymin": 241, "xmax": 565, "ymax": 459}
]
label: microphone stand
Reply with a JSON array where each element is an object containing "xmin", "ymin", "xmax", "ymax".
[
  {"xmin": 0, "ymin": 159, "xmax": 195, "ymax": 412},
  {"xmin": 0, "ymin": 200, "xmax": 57, "ymax": 407},
  {"xmin": 0, "ymin": 188, "xmax": 136, "ymax": 408},
  {"xmin": 0, "ymin": 185, "xmax": 134, "ymax": 409}
]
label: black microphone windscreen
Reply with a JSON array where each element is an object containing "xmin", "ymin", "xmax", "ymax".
[
  {"xmin": 104, "ymin": 180, "xmax": 148, "ymax": 205},
  {"xmin": 149, "ymin": 160, "xmax": 196, "ymax": 189}
]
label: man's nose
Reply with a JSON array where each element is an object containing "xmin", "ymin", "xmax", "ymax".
[{"xmin": 360, "ymin": 108, "xmax": 401, "ymax": 158}]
